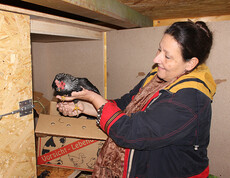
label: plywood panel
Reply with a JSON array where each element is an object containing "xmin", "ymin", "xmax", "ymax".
[
  {"xmin": 32, "ymin": 39, "xmax": 104, "ymax": 100},
  {"xmin": 0, "ymin": 10, "xmax": 36, "ymax": 177},
  {"xmin": 107, "ymin": 21, "xmax": 230, "ymax": 177}
]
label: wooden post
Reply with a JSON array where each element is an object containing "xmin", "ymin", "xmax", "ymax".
[{"xmin": 103, "ymin": 32, "xmax": 107, "ymax": 99}]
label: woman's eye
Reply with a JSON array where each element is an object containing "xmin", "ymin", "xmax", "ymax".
[{"xmin": 165, "ymin": 55, "xmax": 170, "ymax": 59}]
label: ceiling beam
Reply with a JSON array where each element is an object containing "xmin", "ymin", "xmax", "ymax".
[
  {"xmin": 21, "ymin": 0, "xmax": 153, "ymax": 28},
  {"xmin": 153, "ymin": 15, "xmax": 230, "ymax": 27}
]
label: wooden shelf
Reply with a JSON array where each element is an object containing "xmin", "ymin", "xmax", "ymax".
[{"xmin": 0, "ymin": 4, "xmax": 113, "ymax": 42}]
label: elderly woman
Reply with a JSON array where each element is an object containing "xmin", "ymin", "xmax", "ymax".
[{"xmin": 57, "ymin": 21, "xmax": 216, "ymax": 178}]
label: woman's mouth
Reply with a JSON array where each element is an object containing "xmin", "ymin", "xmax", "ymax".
[{"xmin": 158, "ymin": 66, "xmax": 165, "ymax": 70}]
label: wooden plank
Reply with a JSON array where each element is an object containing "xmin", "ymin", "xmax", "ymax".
[
  {"xmin": 22, "ymin": 0, "xmax": 153, "ymax": 28},
  {"xmin": 0, "ymin": 4, "xmax": 105, "ymax": 41},
  {"xmin": 37, "ymin": 165, "xmax": 80, "ymax": 178},
  {"xmin": 30, "ymin": 18, "xmax": 103, "ymax": 40},
  {"xmin": 0, "ymin": 3, "xmax": 112, "ymax": 33},
  {"xmin": 0, "ymin": 10, "xmax": 36, "ymax": 177},
  {"xmin": 153, "ymin": 15, "xmax": 230, "ymax": 27},
  {"xmin": 103, "ymin": 32, "xmax": 107, "ymax": 99},
  {"xmin": 119, "ymin": 0, "xmax": 230, "ymax": 22}
]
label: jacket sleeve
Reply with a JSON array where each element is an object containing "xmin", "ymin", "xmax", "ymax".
[{"xmin": 99, "ymin": 88, "xmax": 212, "ymax": 150}]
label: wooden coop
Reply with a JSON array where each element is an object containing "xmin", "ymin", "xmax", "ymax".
[{"xmin": 0, "ymin": 0, "xmax": 230, "ymax": 177}]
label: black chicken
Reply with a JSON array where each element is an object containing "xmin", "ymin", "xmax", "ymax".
[
  {"xmin": 52, "ymin": 73, "xmax": 100, "ymax": 97},
  {"xmin": 52, "ymin": 73, "xmax": 100, "ymax": 119}
]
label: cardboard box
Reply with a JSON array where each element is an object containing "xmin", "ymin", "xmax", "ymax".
[
  {"xmin": 36, "ymin": 101, "xmax": 107, "ymax": 171},
  {"xmin": 49, "ymin": 100, "xmax": 59, "ymax": 116},
  {"xmin": 37, "ymin": 135, "xmax": 105, "ymax": 171},
  {"xmin": 33, "ymin": 91, "xmax": 50, "ymax": 114}
]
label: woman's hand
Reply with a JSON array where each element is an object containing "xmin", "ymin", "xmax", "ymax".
[
  {"xmin": 56, "ymin": 100, "xmax": 99, "ymax": 117},
  {"xmin": 57, "ymin": 101, "xmax": 83, "ymax": 117}
]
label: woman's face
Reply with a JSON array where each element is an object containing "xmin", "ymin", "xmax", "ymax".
[{"xmin": 153, "ymin": 34, "xmax": 190, "ymax": 82}]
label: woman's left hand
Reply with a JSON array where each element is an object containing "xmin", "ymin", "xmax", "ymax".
[
  {"xmin": 57, "ymin": 101, "xmax": 81, "ymax": 117},
  {"xmin": 56, "ymin": 88, "xmax": 108, "ymax": 110}
]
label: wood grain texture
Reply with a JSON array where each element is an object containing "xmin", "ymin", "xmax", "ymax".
[
  {"xmin": 0, "ymin": 10, "xmax": 36, "ymax": 177},
  {"xmin": 118, "ymin": 0, "xmax": 230, "ymax": 20},
  {"xmin": 22, "ymin": 0, "xmax": 153, "ymax": 28},
  {"xmin": 153, "ymin": 15, "xmax": 230, "ymax": 26}
]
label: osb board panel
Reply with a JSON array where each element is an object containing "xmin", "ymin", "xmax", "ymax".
[
  {"xmin": 31, "ymin": 39, "xmax": 104, "ymax": 100},
  {"xmin": 0, "ymin": 11, "xmax": 36, "ymax": 177},
  {"xmin": 107, "ymin": 21, "xmax": 230, "ymax": 177}
]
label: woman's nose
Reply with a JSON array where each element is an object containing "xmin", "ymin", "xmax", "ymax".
[{"xmin": 153, "ymin": 52, "xmax": 162, "ymax": 64}]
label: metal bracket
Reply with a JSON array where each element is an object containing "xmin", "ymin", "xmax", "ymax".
[{"xmin": 0, "ymin": 99, "xmax": 34, "ymax": 120}]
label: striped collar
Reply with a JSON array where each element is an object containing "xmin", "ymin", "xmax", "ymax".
[{"xmin": 145, "ymin": 64, "xmax": 216, "ymax": 100}]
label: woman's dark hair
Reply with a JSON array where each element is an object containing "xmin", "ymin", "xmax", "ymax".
[{"xmin": 164, "ymin": 21, "xmax": 213, "ymax": 65}]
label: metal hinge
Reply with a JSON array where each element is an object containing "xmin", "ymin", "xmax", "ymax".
[{"xmin": 0, "ymin": 99, "xmax": 34, "ymax": 120}]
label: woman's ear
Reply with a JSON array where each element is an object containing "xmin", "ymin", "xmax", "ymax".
[{"xmin": 185, "ymin": 57, "xmax": 199, "ymax": 71}]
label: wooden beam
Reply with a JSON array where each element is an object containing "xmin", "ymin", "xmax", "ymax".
[
  {"xmin": 153, "ymin": 15, "xmax": 230, "ymax": 27},
  {"xmin": 0, "ymin": 4, "xmax": 112, "ymax": 32},
  {"xmin": 0, "ymin": 4, "xmax": 112, "ymax": 41},
  {"xmin": 22, "ymin": 0, "xmax": 153, "ymax": 28},
  {"xmin": 30, "ymin": 18, "xmax": 103, "ymax": 40}
]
